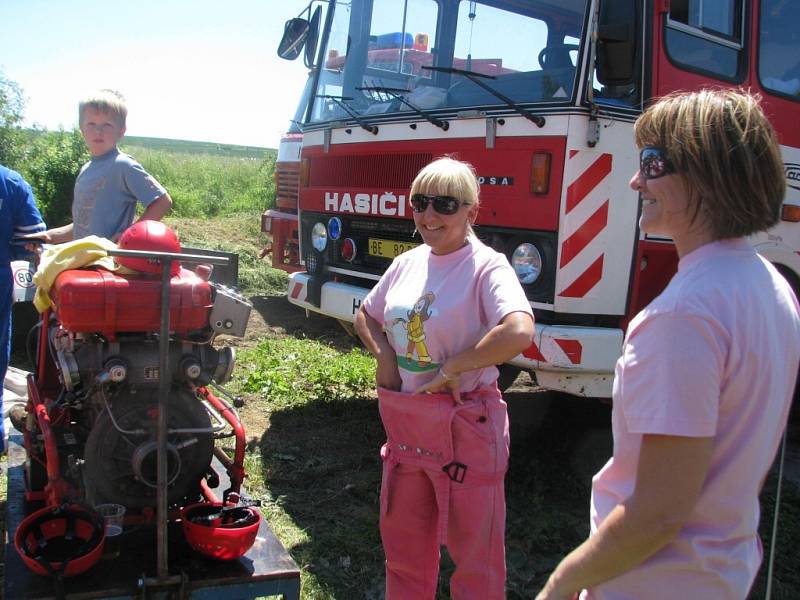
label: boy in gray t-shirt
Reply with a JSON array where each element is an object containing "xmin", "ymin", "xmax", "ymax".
[{"xmin": 30, "ymin": 89, "xmax": 172, "ymax": 244}]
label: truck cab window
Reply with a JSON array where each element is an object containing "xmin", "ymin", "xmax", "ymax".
[
  {"xmin": 665, "ymin": 0, "xmax": 745, "ymax": 81},
  {"xmin": 365, "ymin": 0, "xmax": 437, "ymax": 78},
  {"xmin": 445, "ymin": 3, "xmax": 572, "ymax": 106},
  {"xmin": 308, "ymin": 0, "xmax": 589, "ymax": 125},
  {"xmin": 759, "ymin": 0, "xmax": 800, "ymax": 99}
]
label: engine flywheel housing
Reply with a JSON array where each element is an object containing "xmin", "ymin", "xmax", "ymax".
[{"xmin": 83, "ymin": 388, "xmax": 214, "ymax": 508}]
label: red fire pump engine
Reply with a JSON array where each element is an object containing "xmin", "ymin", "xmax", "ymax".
[{"xmin": 12, "ymin": 221, "xmax": 263, "ymax": 586}]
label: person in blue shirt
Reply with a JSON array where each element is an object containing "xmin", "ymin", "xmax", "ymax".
[{"xmin": 0, "ymin": 164, "xmax": 46, "ymax": 451}]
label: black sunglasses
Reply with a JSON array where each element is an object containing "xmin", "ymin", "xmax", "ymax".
[
  {"xmin": 410, "ymin": 193, "xmax": 463, "ymax": 215},
  {"xmin": 640, "ymin": 146, "xmax": 676, "ymax": 180}
]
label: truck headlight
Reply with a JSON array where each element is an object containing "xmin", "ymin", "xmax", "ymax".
[
  {"xmin": 311, "ymin": 222, "xmax": 327, "ymax": 252},
  {"xmin": 511, "ymin": 243, "xmax": 542, "ymax": 285}
]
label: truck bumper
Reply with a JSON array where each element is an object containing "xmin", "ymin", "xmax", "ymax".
[{"xmin": 287, "ymin": 273, "xmax": 622, "ymax": 398}]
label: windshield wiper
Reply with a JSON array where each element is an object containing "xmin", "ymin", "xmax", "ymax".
[
  {"xmin": 422, "ymin": 66, "xmax": 545, "ymax": 128},
  {"xmin": 356, "ymin": 86, "xmax": 449, "ymax": 131},
  {"xmin": 316, "ymin": 95, "xmax": 379, "ymax": 135}
]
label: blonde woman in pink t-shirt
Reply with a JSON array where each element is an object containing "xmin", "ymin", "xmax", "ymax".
[
  {"xmin": 356, "ymin": 157, "xmax": 535, "ymax": 599},
  {"xmin": 537, "ymin": 90, "xmax": 800, "ymax": 600}
]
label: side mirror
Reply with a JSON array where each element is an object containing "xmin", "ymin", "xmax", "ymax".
[
  {"xmin": 278, "ymin": 18, "xmax": 310, "ymax": 60},
  {"xmin": 304, "ymin": 6, "xmax": 322, "ymax": 68},
  {"xmin": 596, "ymin": 0, "xmax": 640, "ymax": 85}
]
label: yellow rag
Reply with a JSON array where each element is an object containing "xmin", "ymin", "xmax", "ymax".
[{"xmin": 33, "ymin": 236, "xmax": 122, "ymax": 312}]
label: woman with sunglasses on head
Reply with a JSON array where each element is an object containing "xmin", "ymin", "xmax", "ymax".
[
  {"xmin": 537, "ymin": 89, "xmax": 800, "ymax": 600},
  {"xmin": 355, "ymin": 156, "xmax": 534, "ymax": 599}
]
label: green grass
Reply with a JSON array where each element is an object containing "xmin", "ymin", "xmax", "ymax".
[
  {"xmin": 124, "ymin": 144, "xmax": 276, "ymax": 218},
  {"xmin": 237, "ymin": 338, "xmax": 375, "ymax": 409},
  {"xmin": 240, "ymin": 395, "xmax": 386, "ymax": 599}
]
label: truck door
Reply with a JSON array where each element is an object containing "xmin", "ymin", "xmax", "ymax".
[{"xmin": 650, "ymin": 0, "xmax": 749, "ymax": 97}]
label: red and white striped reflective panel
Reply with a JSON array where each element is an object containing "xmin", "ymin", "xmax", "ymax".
[
  {"xmin": 558, "ymin": 152, "xmax": 612, "ymax": 298},
  {"xmin": 522, "ymin": 338, "xmax": 583, "ymax": 365}
]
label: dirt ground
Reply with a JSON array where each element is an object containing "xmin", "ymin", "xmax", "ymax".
[{"xmin": 222, "ymin": 293, "xmax": 368, "ymax": 442}]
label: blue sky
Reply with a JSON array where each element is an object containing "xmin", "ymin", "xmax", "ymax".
[{"xmin": 1, "ymin": 0, "xmax": 312, "ymax": 147}]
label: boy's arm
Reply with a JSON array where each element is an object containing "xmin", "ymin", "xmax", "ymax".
[
  {"xmin": 20, "ymin": 223, "xmax": 73, "ymax": 248},
  {"xmin": 137, "ymin": 193, "xmax": 172, "ymax": 222},
  {"xmin": 47, "ymin": 224, "xmax": 74, "ymax": 244}
]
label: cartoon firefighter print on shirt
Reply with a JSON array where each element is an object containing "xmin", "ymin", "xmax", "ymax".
[{"xmin": 387, "ymin": 291, "xmax": 440, "ymax": 373}]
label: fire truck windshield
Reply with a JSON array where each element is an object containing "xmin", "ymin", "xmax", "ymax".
[{"xmin": 307, "ymin": 0, "xmax": 589, "ymax": 125}]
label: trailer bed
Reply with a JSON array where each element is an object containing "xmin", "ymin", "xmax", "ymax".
[{"xmin": 4, "ymin": 434, "xmax": 301, "ymax": 599}]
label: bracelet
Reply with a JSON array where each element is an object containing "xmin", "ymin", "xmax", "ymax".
[{"xmin": 439, "ymin": 366, "xmax": 458, "ymax": 381}]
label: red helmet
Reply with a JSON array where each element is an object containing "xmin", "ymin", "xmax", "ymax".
[
  {"xmin": 15, "ymin": 503, "xmax": 105, "ymax": 577},
  {"xmin": 181, "ymin": 502, "xmax": 261, "ymax": 561},
  {"xmin": 116, "ymin": 220, "xmax": 182, "ymax": 276}
]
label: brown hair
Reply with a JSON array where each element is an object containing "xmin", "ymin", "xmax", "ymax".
[
  {"xmin": 634, "ymin": 88, "xmax": 785, "ymax": 239},
  {"xmin": 79, "ymin": 89, "xmax": 128, "ymax": 127}
]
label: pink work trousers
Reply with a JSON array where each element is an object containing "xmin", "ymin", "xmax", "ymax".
[{"xmin": 377, "ymin": 385, "xmax": 509, "ymax": 600}]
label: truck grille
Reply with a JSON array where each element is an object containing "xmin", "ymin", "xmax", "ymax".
[
  {"xmin": 309, "ymin": 153, "xmax": 433, "ymax": 189},
  {"xmin": 275, "ymin": 161, "xmax": 300, "ymax": 211}
]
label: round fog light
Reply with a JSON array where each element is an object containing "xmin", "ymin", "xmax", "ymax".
[
  {"xmin": 311, "ymin": 222, "xmax": 327, "ymax": 252},
  {"xmin": 511, "ymin": 243, "xmax": 543, "ymax": 285}
]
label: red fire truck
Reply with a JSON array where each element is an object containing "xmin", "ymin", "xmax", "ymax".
[{"xmin": 274, "ymin": 0, "xmax": 800, "ymax": 398}]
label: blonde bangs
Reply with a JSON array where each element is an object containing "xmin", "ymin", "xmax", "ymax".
[
  {"xmin": 79, "ymin": 89, "xmax": 128, "ymax": 127},
  {"xmin": 410, "ymin": 157, "xmax": 480, "ymax": 207}
]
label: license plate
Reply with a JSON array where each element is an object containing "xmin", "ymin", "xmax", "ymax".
[{"xmin": 367, "ymin": 238, "xmax": 418, "ymax": 259}]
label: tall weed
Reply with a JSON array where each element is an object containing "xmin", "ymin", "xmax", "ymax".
[
  {"xmin": 123, "ymin": 145, "xmax": 276, "ymax": 218},
  {"xmin": 21, "ymin": 129, "xmax": 89, "ymax": 226}
]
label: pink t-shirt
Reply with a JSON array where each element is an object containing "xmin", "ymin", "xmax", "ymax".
[
  {"xmin": 362, "ymin": 237, "xmax": 533, "ymax": 393},
  {"xmin": 585, "ymin": 239, "xmax": 800, "ymax": 600}
]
